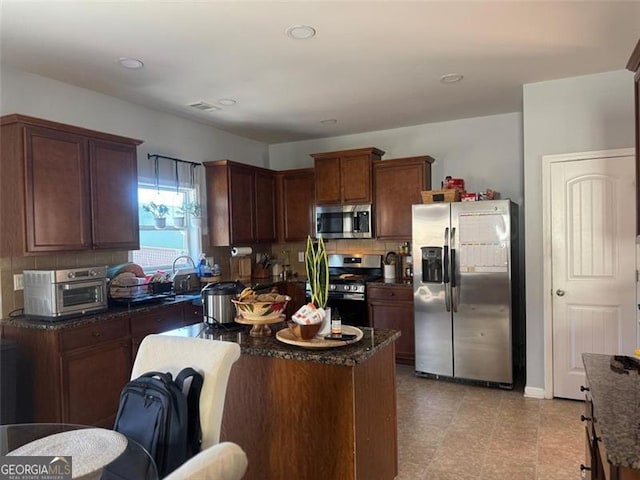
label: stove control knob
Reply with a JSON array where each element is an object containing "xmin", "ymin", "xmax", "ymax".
[
  {"xmin": 345, "ymin": 285, "xmax": 352, "ymax": 291},
  {"xmin": 330, "ymin": 284, "xmax": 336, "ymax": 291},
  {"xmin": 67, "ymin": 272, "xmax": 75, "ymax": 279}
]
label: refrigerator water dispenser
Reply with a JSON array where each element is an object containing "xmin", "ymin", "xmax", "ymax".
[{"xmin": 421, "ymin": 247, "xmax": 442, "ymax": 283}]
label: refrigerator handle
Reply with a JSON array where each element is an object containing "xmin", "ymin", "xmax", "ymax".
[
  {"xmin": 443, "ymin": 228, "xmax": 451, "ymax": 312},
  {"xmin": 450, "ymin": 227, "xmax": 458, "ymax": 312}
]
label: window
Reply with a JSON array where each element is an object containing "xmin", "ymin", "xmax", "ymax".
[{"xmin": 131, "ymin": 184, "xmax": 202, "ymax": 272}]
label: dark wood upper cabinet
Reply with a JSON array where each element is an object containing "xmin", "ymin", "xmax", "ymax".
[
  {"xmin": 204, "ymin": 160, "xmax": 276, "ymax": 246},
  {"xmin": 24, "ymin": 126, "xmax": 92, "ymax": 252},
  {"xmin": 0, "ymin": 114, "xmax": 142, "ymax": 256},
  {"xmin": 90, "ymin": 140, "xmax": 140, "ymax": 250},
  {"xmin": 254, "ymin": 169, "xmax": 277, "ymax": 242},
  {"xmin": 276, "ymin": 168, "xmax": 315, "ymax": 242},
  {"xmin": 627, "ymin": 39, "xmax": 640, "ymax": 235},
  {"xmin": 311, "ymin": 147, "xmax": 385, "ymax": 205},
  {"xmin": 373, "ymin": 156, "xmax": 433, "ymax": 240}
]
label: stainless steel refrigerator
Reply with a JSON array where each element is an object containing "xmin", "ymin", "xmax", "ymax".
[{"xmin": 412, "ymin": 200, "xmax": 517, "ymax": 386}]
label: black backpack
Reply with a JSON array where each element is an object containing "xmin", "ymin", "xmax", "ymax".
[{"xmin": 112, "ymin": 368, "xmax": 204, "ymax": 477}]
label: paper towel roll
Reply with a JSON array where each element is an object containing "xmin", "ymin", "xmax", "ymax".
[{"xmin": 231, "ymin": 246, "xmax": 253, "ymax": 257}]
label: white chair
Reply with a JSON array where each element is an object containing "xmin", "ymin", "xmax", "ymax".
[
  {"xmin": 131, "ymin": 334, "xmax": 247, "ymax": 479},
  {"xmin": 163, "ymin": 442, "xmax": 248, "ymax": 480}
]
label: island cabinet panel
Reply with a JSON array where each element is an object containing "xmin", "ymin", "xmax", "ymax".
[
  {"xmin": 220, "ymin": 343, "xmax": 398, "ymax": 480},
  {"xmin": 374, "ymin": 156, "xmax": 434, "ymax": 240},
  {"xmin": 367, "ymin": 284, "xmax": 415, "ymax": 365},
  {"xmin": 276, "ymin": 168, "xmax": 315, "ymax": 242},
  {"xmin": 311, "ymin": 147, "xmax": 385, "ymax": 205},
  {"xmin": 204, "ymin": 160, "xmax": 276, "ymax": 246},
  {"xmin": 0, "ymin": 114, "xmax": 142, "ymax": 256}
]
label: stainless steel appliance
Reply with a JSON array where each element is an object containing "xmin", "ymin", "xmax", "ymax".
[
  {"xmin": 201, "ymin": 281, "xmax": 245, "ymax": 325},
  {"xmin": 412, "ymin": 200, "xmax": 518, "ymax": 386},
  {"xmin": 315, "ymin": 204, "xmax": 373, "ymax": 239},
  {"xmin": 23, "ymin": 266, "xmax": 108, "ymax": 320},
  {"xmin": 306, "ymin": 254, "xmax": 382, "ymax": 327}
]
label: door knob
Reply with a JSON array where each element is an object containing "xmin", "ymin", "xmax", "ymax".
[{"xmin": 556, "ymin": 289, "xmax": 565, "ymax": 297}]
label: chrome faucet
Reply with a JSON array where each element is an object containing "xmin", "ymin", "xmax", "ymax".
[{"xmin": 172, "ymin": 255, "xmax": 196, "ymax": 274}]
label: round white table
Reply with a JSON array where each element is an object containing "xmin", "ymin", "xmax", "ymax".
[{"xmin": 0, "ymin": 423, "xmax": 158, "ymax": 480}]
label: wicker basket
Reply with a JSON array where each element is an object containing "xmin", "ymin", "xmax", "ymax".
[{"xmin": 421, "ymin": 189, "xmax": 461, "ymax": 203}]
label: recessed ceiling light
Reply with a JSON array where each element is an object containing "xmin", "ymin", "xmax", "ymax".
[
  {"xmin": 218, "ymin": 99, "xmax": 237, "ymax": 106},
  {"xmin": 320, "ymin": 119, "xmax": 337, "ymax": 125},
  {"xmin": 117, "ymin": 57, "xmax": 144, "ymax": 69},
  {"xmin": 285, "ymin": 25, "xmax": 316, "ymax": 40},
  {"xmin": 440, "ymin": 73, "xmax": 463, "ymax": 84}
]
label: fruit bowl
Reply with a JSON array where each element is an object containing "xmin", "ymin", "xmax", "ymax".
[
  {"xmin": 287, "ymin": 321, "xmax": 321, "ymax": 340},
  {"xmin": 231, "ymin": 294, "xmax": 291, "ymax": 322}
]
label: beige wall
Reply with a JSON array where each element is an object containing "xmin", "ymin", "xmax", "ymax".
[{"xmin": 0, "ymin": 251, "xmax": 128, "ymax": 318}]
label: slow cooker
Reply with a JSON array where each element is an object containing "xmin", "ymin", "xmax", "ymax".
[{"xmin": 201, "ymin": 281, "xmax": 245, "ymax": 325}]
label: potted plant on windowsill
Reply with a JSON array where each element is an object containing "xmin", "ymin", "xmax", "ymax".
[
  {"xmin": 143, "ymin": 202, "xmax": 169, "ymax": 229},
  {"xmin": 184, "ymin": 201, "xmax": 202, "ymax": 227},
  {"xmin": 173, "ymin": 205, "xmax": 186, "ymax": 229}
]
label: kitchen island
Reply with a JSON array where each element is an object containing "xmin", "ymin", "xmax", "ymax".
[
  {"xmin": 582, "ymin": 353, "xmax": 640, "ymax": 479},
  {"xmin": 162, "ymin": 323, "xmax": 400, "ymax": 480}
]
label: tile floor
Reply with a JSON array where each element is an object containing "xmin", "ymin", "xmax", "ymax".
[{"xmin": 395, "ymin": 365, "xmax": 585, "ymax": 480}]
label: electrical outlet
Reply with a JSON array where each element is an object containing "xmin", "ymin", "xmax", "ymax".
[
  {"xmin": 298, "ymin": 251, "xmax": 304, "ymax": 262},
  {"xmin": 13, "ymin": 273, "xmax": 24, "ymax": 291}
]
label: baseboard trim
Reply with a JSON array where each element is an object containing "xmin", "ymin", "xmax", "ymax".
[{"xmin": 523, "ymin": 386, "xmax": 546, "ymax": 399}]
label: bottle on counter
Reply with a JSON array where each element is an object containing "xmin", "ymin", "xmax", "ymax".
[
  {"xmin": 197, "ymin": 253, "xmax": 212, "ymax": 278},
  {"xmin": 331, "ymin": 308, "xmax": 342, "ymax": 336}
]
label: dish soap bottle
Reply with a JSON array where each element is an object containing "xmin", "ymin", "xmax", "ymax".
[{"xmin": 197, "ymin": 253, "xmax": 211, "ymax": 278}]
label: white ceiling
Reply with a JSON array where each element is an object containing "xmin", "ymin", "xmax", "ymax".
[{"xmin": 1, "ymin": 1, "xmax": 639, "ymax": 144}]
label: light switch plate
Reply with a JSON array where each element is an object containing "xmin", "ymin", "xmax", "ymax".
[
  {"xmin": 298, "ymin": 251, "xmax": 304, "ymax": 262},
  {"xmin": 13, "ymin": 273, "xmax": 24, "ymax": 291}
]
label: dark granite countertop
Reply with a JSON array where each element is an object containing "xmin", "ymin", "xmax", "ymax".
[
  {"xmin": 583, "ymin": 353, "xmax": 640, "ymax": 469},
  {"xmin": 161, "ymin": 322, "xmax": 400, "ymax": 367},
  {"xmin": 0, "ymin": 294, "xmax": 200, "ymax": 330}
]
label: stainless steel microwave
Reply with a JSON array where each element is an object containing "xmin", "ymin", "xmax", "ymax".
[
  {"xmin": 23, "ymin": 266, "xmax": 108, "ymax": 320},
  {"xmin": 315, "ymin": 204, "xmax": 373, "ymax": 239}
]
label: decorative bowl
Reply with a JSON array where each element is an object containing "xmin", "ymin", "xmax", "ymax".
[
  {"xmin": 287, "ymin": 321, "xmax": 321, "ymax": 340},
  {"xmin": 231, "ymin": 295, "xmax": 291, "ymax": 321}
]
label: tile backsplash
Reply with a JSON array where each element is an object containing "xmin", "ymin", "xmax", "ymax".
[
  {"xmin": 271, "ymin": 238, "xmax": 409, "ymax": 278},
  {"xmin": 0, "ymin": 251, "xmax": 128, "ymax": 318}
]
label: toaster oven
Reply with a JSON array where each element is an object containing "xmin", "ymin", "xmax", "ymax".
[{"xmin": 23, "ymin": 266, "xmax": 108, "ymax": 320}]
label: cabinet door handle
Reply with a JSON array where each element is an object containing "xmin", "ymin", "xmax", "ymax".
[
  {"xmin": 92, "ymin": 332, "xmax": 102, "ymax": 337},
  {"xmin": 580, "ymin": 415, "xmax": 591, "ymax": 422},
  {"xmin": 580, "ymin": 464, "xmax": 591, "ymax": 471},
  {"xmin": 580, "ymin": 385, "xmax": 590, "ymax": 392}
]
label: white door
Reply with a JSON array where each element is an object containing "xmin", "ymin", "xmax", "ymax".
[{"xmin": 551, "ymin": 152, "xmax": 636, "ymax": 399}]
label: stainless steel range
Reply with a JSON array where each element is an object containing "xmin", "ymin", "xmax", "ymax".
[{"xmin": 306, "ymin": 253, "xmax": 382, "ymax": 327}]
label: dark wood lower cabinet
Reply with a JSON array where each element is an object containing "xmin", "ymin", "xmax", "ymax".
[
  {"xmin": 367, "ymin": 284, "xmax": 414, "ymax": 365},
  {"xmin": 2, "ymin": 301, "xmax": 202, "ymax": 425},
  {"xmin": 61, "ymin": 339, "xmax": 131, "ymax": 427},
  {"xmin": 276, "ymin": 280, "xmax": 307, "ymax": 320}
]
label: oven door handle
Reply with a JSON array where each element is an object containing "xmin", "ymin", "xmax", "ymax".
[{"xmin": 60, "ymin": 280, "xmax": 105, "ymax": 290}]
